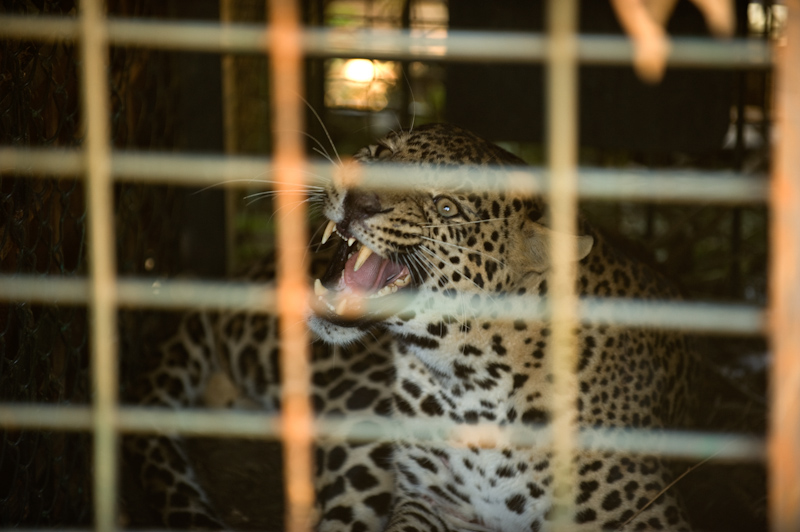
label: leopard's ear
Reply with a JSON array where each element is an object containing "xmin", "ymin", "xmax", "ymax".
[{"xmin": 524, "ymin": 222, "xmax": 593, "ymax": 271}]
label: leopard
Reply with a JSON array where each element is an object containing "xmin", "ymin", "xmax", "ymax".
[
  {"xmin": 126, "ymin": 122, "xmax": 694, "ymax": 532},
  {"xmin": 124, "ymin": 254, "xmax": 397, "ymax": 532},
  {"xmin": 308, "ymin": 122, "xmax": 695, "ymax": 531}
]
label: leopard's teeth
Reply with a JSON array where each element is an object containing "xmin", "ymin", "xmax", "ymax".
[
  {"xmin": 368, "ymin": 273, "xmax": 410, "ymax": 299},
  {"xmin": 394, "ymin": 274, "xmax": 411, "ymax": 287},
  {"xmin": 335, "ymin": 297, "xmax": 348, "ymax": 315},
  {"xmin": 314, "ymin": 278, "xmax": 328, "ymax": 297},
  {"xmin": 353, "ymin": 246, "xmax": 373, "ymax": 272},
  {"xmin": 318, "ymin": 296, "xmax": 336, "ymax": 312},
  {"xmin": 321, "ymin": 221, "xmax": 336, "ymax": 245},
  {"xmin": 347, "ymin": 237, "xmax": 356, "ymax": 247},
  {"xmin": 370, "ymin": 284, "xmax": 399, "ymax": 298}
]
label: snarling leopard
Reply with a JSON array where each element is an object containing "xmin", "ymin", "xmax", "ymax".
[
  {"xmin": 308, "ymin": 123, "xmax": 694, "ymax": 531},
  {"xmin": 127, "ymin": 123, "xmax": 693, "ymax": 531}
]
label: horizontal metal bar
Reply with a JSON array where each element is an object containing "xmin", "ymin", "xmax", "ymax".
[
  {"xmin": 353, "ymin": 293, "xmax": 767, "ymax": 335},
  {"xmin": 0, "ymin": 276, "xmax": 90, "ymax": 306},
  {"xmin": 581, "ymin": 35, "xmax": 773, "ymax": 69},
  {"xmin": 118, "ymin": 278, "xmax": 276, "ymax": 312},
  {"xmin": 356, "ymin": 165, "xmax": 769, "ymax": 204},
  {"xmin": 0, "ymin": 15, "xmax": 80, "ymax": 41},
  {"xmin": 1, "ymin": 148, "xmax": 769, "ymax": 204},
  {"xmin": 579, "ymin": 298, "xmax": 767, "ymax": 334},
  {"xmin": 0, "ymin": 147, "xmax": 281, "ymax": 185},
  {"xmin": 0, "ymin": 276, "xmax": 276, "ymax": 312},
  {"xmin": 113, "ymin": 151, "xmax": 278, "ymax": 186},
  {"xmin": 577, "ymin": 168, "xmax": 769, "ymax": 204},
  {"xmin": 0, "ymin": 147, "xmax": 83, "ymax": 176},
  {"xmin": 0, "ymin": 16, "xmax": 773, "ymax": 68},
  {"xmin": 320, "ymin": 415, "xmax": 767, "ymax": 462},
  {"xmin": 110, "ymin": 18, "xmax": 267, "ymax": 52},
  {"xmin": 0, "ymin": 275, "xmax": 766, "ymax": 334},
  {"xmin": 0, "ymin": 530, "xmax": 175, "ymax": 532},
  {"xmin": 0, "ymin": 404, "xmax": 276, "ymax": 437},
  {"xmin": 0, "ymin": 404, "xmax": 766, "ymax": 462},
  {"xmin": 0, "ymin": 403, "xmax": 94, "ymax": 432}
]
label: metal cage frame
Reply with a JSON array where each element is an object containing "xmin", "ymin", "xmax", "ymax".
[{"xmin": 0, "ymin": 0, "xmax": 797, "ymax": 530}]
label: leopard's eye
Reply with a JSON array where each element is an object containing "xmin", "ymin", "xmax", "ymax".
[{"xmin": 434, "ymin": 196, "xmax": 460, "ymax": 218}]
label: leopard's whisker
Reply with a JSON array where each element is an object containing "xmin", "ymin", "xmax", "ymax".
[
  {"xmin": 246, "ymin": 195, "xmax": 318, "ymax": 209},
  {"xmin": 195, "ymin": 174, "xmax": 327, "ymax": 196},
  {"xmin": 299, "ymin": 95, "xmax": 343, "ymax": 167},
  {"xmin": 406, "ymin": 252, "xmax": 434, "ymax": 287},
  {"xmin": 311, "ymin": 146, "xmax": 337, "ymax": 166},
  {"xmin": 244, "ymin": 189, "xmax": 322, "ymax": 202}
]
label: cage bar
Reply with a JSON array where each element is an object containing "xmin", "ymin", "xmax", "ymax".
[
  {"xmin": 0, "ymin": 403, "xmax": 766, "ymax": 460},
  {"xmin": 0, "ymin": 15, "xmax": 773, "ymax": 68},
  {"xmin": 0, "ymin": 147, "xmax": 770, "ymax": 204},
  {"xmin": 545, "ymin": 0, "xmax": 580, "ymax": 528},
  {"xmin": 78, "ymin": 0, "xmax": 118, "ymax": 530},
  {"xmin": 770, "ymin": 1, "xmax": 800, "ymax": 531},
  {"xmin": 0, "ymin": 276, "xmax": 767, "ymax": 334},
  {"xmin": 268, "ymin": 0, "xmax": 315, "ymax": 531},
  {"xmin": 0, "ymin": 2, "xmax": 786, "ymax": 532}
]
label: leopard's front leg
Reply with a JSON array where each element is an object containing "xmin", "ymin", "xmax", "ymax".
[
  {"xmin": 125, "ymin": 311, "xmax": 227, "ymax": 528},
  {"xmin": 311, "ymin": 339, "xmax": 397, "ymax": 532},
  {"xmin": 383, "ymin": 497, "xmax": 454, "ymax": 532}
]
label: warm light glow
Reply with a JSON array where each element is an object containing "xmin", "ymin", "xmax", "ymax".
[
  {"xmin": 325, "ymin": 58, "xmax": 398, "ymax": 111},
  {"xmin": 748, "ymin": 3, "xmax": 766, "ymax": 34},
  {"xmin": 343, "ymin": 59, "xmax": 375, "ymax": 82}
]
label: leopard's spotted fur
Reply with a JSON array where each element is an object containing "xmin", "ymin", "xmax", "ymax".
[
  {"xmin": 309, "ymin": 123, "xmax": 694, "ymax": 531},
  {"xmin": 125, "ymin": 257, "xmax": 395, "ymax": 531},
  {"xmin": 128, "ymin": 123, "xmax": 694, "ymax": 532}
]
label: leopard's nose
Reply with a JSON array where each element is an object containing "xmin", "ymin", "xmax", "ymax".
[{"xmin": 344, "ymin": 189, "xmax": 384, "ymax": 219}]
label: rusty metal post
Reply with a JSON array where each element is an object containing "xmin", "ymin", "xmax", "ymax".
[
  {"xmin": 267, "ymin": 1, "xmax": 315, "ymax": 531},
  {"xmin": 769, "ymin": 2, "xmax": 800, "ymax": 532}
]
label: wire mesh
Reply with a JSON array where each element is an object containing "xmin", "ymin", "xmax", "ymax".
[
  {"xmin": 0, "ymin": 0, "xmax": 185, "ymax": 527},
  {"xmin": 0, "ymin": 0, "xmax": 90, "ymax": 526}
]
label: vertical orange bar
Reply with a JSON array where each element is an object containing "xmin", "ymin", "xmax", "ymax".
[
  {"xmin": 546, "ymin": 0, "xmax": 579, "ymax": 530},
  {"xmin": 267, "ymin": 1, "xmax": 315, "ymax": 532},
  {"xmin": 769, "ymin": 2, "xmax": 800, "ymax": 532}
]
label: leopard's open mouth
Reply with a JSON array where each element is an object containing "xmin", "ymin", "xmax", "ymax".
[{"xmin": 313, "ymin": 220, "xmax": 412, "ymax": 325}]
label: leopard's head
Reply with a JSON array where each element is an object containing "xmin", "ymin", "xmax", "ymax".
[{"xmin": 308, "ymin": 123, "xmax": 593, "ymax": 345}]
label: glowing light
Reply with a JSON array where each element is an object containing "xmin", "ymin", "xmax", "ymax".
[{"xmin": 343, "ymin": 59, "xmax": 375, "ymax": 82}]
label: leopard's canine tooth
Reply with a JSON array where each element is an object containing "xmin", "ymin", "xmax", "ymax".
[
  {"xmin": 353, "ymin": 245, "xmax": 373, "ymax": 272},
  {"xmin": 321, "ymin": 220, "xmax": 336, "ymax": 245},
  {"xmin": 314, "ymin": 278, "xmax": 328, "ymax": 296},
  {"xmin": 347, "ymin": 237, "xmax": 356, "ymax": 247},
  {"xmin": 335, "ymin": 297, "xmax": 348, "ymax": 315}
]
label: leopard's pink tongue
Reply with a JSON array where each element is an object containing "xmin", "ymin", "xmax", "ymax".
[{"xmin": 343, "ymin": 252, "xmax": 404, "ymax": 292}]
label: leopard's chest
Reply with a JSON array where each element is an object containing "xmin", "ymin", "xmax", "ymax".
[
  {"xmin": 395, "ymin": 440, "xmax": 552, "ymax": 532},
  {"xmin": 390, "ymin": 336, "xmax": 555, "ymax": 531}
]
